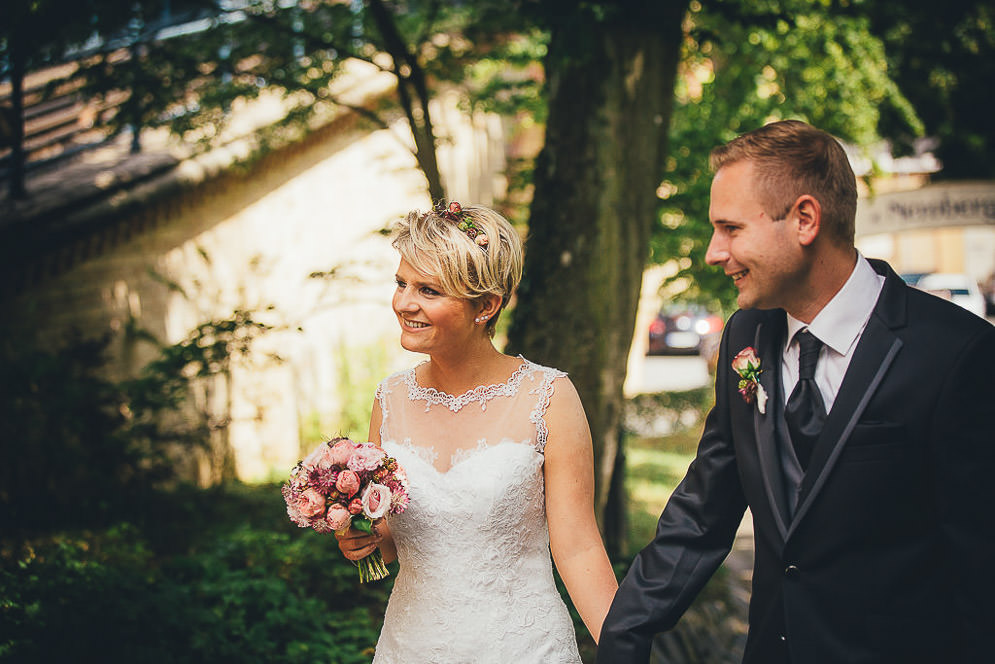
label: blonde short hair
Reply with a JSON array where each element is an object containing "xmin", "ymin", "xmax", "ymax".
[
  {"xmin": 710, "ymin": 120, "xmax": 857, "ymax": 245},
  {"xmin": 391, "ymin": 203, "xmax": 523, "ymax": 336}
]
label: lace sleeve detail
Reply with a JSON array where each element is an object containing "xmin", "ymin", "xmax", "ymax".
[
  {"xmin": 529, "ymin": 366, "xmax": 568, "ymax": 454},
  {"xmin": 376, "ymin": 369, "xmax": 410, "ymax": 443},
  {"xmin": 375, "ymin": 380, "xmax": 389, "ymax": 443}
]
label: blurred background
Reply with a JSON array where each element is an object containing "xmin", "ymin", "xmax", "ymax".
[{"xmin": 2, "ymin": 1, "xmax": 992, "ymax": 662}]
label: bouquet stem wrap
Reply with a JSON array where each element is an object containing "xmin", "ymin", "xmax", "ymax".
[{"xmin": 349, "ymin": 517, "xmax": 390, "ymax": 583}]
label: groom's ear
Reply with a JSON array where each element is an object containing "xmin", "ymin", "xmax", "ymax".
[{"xmin": 793, "ymin": 195, "xmax": 821, "ymax": 247}]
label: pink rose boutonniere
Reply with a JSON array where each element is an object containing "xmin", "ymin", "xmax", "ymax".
[{"xmin": 732, "ymin": 347, "xmax": 767, "ymax": 414}]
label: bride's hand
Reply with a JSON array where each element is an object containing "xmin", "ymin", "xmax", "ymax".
[{"xmin": 335, "ymin": 520, "xmax": 384, "ymax": 561}]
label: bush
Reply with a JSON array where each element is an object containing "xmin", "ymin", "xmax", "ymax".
[
  {"xmin": 0, "ymin": 521, "xmax": 389, "ymax": 663},
  {"xmin": 0, "ymin": 334, "xmax": 154, "ymax": 531},
  {"xmin": 1, "ymin": 310, "xmax": 272, "ymax": 534}
]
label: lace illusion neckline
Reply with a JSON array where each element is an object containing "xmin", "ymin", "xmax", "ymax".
[{"xmin": 404, "ymin": 356, "xmax": 532, "ymax": 412}]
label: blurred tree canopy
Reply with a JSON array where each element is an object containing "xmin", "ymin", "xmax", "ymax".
[
  {"xmin": 864, "ymin": 0, "xmax": 995, "ymax": 179},
  {"xmin": 651, "ymin": 0, "xmax": 925, "ymax": 311},
  {"xmin": 2, "ymin": 0, "xmax": 543, "ymax": 201}
]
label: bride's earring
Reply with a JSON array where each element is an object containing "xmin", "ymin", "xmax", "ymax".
[{"xmin": 474, "ymin": 314, "xmax": 490, "ymax": 324}]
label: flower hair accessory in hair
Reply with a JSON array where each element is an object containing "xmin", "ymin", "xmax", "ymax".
[{"xmin": 434, "ymin": 200, "xmax": 489, "ymax": 249}]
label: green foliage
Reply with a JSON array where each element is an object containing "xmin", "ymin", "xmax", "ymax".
[
  {"xmin": 42, "ymin": 0, "xmax": 543, "ymax": 196},
  {"xmin": 0, "ymin": 310, "xmax": 272, "ymax": 532},
  {"xmin": 0, "ymin": 506, "xmax": 388, "ymax": 664},
  {"xmin": 619, "ymin": 389, "xmax": 747, "ymax": 662},
  {"xmin": 68, "ymin": 1, "xmax": 359, "ymax": 148},
  {"xmin": 864, "ymin": 0, "xmax": 995, "ymax": 178},
  {"xmin": 651, "ymin": 0, "xmax": 924, "ymax": 310},
  {"xmin": 623, "ymin": 386, "xmax": 713, "ymax": 548},
  {"xmin": 0, "ymin": 333, "xmax": 148, "ymax": 530},
  {"xmin": 331, "ymin": 341, "xmax": 395, "ymax": 443},
  {"xmin": 1, "ymin": 0, "xmax": 136, "ymax": 71}
]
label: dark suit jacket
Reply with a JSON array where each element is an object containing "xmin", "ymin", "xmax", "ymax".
[{"xmin": 598, "ymin": 260, "xmax": 995, "ymax": 664}]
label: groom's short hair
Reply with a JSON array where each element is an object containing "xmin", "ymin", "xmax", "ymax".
[{"xmin": 710, "ymin": 120, "xmax": 857, "ymax": 245}]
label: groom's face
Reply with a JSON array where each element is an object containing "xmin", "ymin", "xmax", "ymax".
[{"xmin": 706, "ymin": 160, "xmax": 809, "ymax": 311}]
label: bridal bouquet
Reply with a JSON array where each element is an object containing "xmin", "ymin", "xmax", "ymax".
[{"xmin": 282, "ymin": 436, "xmax": 409, "ymax": 582}]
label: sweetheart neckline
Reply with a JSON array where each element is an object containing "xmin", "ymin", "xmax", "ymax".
[{"xmin": 384, "ymin": 438, "xmax": 539, "ymax": 476}]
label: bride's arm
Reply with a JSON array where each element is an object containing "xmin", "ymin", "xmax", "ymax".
[
  {"xmin": 544, "ymin": 378, "xmax": 619, "ymax": 643},
  {"xmin": 335, "ymin": 398, "xmax": 398, "ymax": 564}
]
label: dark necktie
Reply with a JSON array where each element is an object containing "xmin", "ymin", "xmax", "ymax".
[{"xmin": 785, "ymin": 330, "xmax": 826, "ymax": 470}]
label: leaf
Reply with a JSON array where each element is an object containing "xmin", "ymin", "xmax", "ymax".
[{"xmin": 352, "ymin": 517, "xmax": 373, "ymax": 535}]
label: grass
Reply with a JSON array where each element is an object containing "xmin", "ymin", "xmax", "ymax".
[
  {"xmin": 623, "ymin": 386, "xmax": 712, "ymax": 552},
  {"xmin": 616, "ymin": 388, "xmax": 750, "ymax": 664},
  {"xmin": 625, "ymin": 430, "xmax": 700, "ymax": 552}
]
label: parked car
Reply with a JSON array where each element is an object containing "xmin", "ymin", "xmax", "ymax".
[
  {"xmin": 647, "ymin": 304, "xmax": 724, "ymax": 356},
  {"xmin": 914, "ymin": 272, "xmax": 987, "ymax": 318}
]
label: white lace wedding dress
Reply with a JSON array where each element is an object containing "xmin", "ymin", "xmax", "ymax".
[{"xmin": 372, "ymin": 357, "xmax": 582, "ymax": 663}]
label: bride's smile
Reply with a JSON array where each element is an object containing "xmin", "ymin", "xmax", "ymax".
[{"xmin": 393, "ymin": 258, "xmax": 481, "ymax": 355}]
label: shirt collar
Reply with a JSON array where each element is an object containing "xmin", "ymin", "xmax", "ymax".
[{"xmin": 785, "ymin": 253, "xmax": 883, "ymax": 355}]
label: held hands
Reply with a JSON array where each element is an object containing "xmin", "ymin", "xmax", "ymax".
[{"xmin": 335, "ymin": 519, "xmax": 385, "ymax": 561}]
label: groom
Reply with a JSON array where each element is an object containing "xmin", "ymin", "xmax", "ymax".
[{"xmin": 598, "ymin": 120, "xmax": 994, "ymax": 664}]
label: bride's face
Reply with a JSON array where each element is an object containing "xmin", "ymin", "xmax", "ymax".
[{"xmin": 393, "ymin": 258, "xmax": 478, "ymax": 355}]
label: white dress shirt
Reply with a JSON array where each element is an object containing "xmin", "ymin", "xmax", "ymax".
[{"xmin": 782, "ymin": 254, "xmax": 886, "ymax": 411}]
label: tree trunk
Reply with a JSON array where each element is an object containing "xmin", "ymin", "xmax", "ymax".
[{"xmin": 507, "ymin": 2, "xmax": 687, "ymax": 557}]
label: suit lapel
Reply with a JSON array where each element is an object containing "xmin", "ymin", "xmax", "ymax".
[
  {"xmin": 788, "ymin": 263, "xmax": 907, "ymax": 538},
  {"xmin": 752, "ymin": 314, "xmax": 790, "ymax": 541}
]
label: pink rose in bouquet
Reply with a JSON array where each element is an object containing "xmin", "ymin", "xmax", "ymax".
[
  {"xmin": 298, "ymin": 488, "xmax": 326, "ymax": 518},
  {"xmin": 336, "ymin": 469, "xmax": 361, "ymax": 498},
  {"xmin": 326, "ymin": 503, "xmax": 352, "ymax": 531},
  {"xmin": 282, "ymin": 436, "xmax": 409, "ymax": 582},
  {"xmin": 329, "ymin": 438, "xmax": 357, "ymax": 466},
  {"xmin": 347, "ymin": 443, "xmax": 387, "ymax": 473},
  {"xmin": 362, "ymin": 483, "xmax": 392, "ymax": 520}
]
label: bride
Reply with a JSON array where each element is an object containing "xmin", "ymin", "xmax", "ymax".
[{"xmin": 336, "ymin": 201, "xmax": 618, "ymax": 663}]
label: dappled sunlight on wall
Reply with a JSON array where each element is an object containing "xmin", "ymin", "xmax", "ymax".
[{"xmin": 9, "ymin": 91, "xmax": 507, "ymax": 483}]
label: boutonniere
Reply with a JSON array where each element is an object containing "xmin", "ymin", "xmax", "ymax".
[{"xmin": 732, "ymin": 347, "xmax": 767, "ymax": 414}]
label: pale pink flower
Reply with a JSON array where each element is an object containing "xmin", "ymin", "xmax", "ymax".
[
  {"xmin": 361, "ymin": 483, "xmax": 392, "ymax": 520},
  {"xmin": 347, "ymin": 443, "xmax": 387, "ymax": 473},
  {"xmin": 297, "ymin": 488, "xmax": 326, "ymax": 518},
  {"xmin": 301, "ymin": 441, "xmax": 329, "ymax": 467},
  {"xmin": 391, "ymin": 489, "xmax": 410, "ymax": 513},
  {"xmin": 732, "ymin": 347, "xmax": 760, "ymax": 375},
  {"xmin": 281, "ymin": 485, "xmax": 307, "ymax": 526},
  {"xmin": 313, "ymin": 443, "xmax": 339, "ymax": 469},
  {"xmin": 326, "ymin": 503, "xmax": 352, "ymax": 532},
  {"xmin": 348, "ymin": 498, "xmax": 364, "ymax": 515},
  {"xmin": 336, "ymin": 469, "xmax": 361, "ymax": 497},
  {"xmin": 732, "ymin": 346, "xmax": 766, "ymax": 414},
  {"xmin": 329, "ymin": 438, "xmax": 358, "ymax": 466},
  {"xmin": 290, "ymin": 467, "xmax": 310, "ymax": 490}
]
